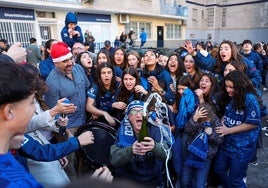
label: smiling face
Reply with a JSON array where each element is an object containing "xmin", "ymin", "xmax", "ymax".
[
  {"xmin": 219, "ymin": 43, "xmax": 232, "ymax": 62},
  {"xmin": 184, "ymin": 54, "xmax": 195, "ymax": 75},
  {"xmin": 80, "ymin": 53, "xmax": 93, "ymax": 69},
  {"xmin": 128, "ymin": 107, "xmax": 143, "ymax": 134},
  {"xmin": 123, "ymin": 73, "xmax": 136, "ymax": 91},
  {"xmin": 8, "ymin": 94, "xmax": 36, "ymax": 136},
  {"xmin": 167, "ymin": 55, "xmax": 179, "ymax": 74},
  {"xmin": 55, "ymin": 58, "xmax": 74, "ymax": 75},
  {"xmin": 100, "ymin": 67, "xmax": 113, "ymax": 88},
  {"xmin": 199, "ymin": 75, "xmax": 212, "ymax": 96}
]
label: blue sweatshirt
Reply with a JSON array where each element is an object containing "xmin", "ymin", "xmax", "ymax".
[
  {"xmin": 241, "ymin": 50, "xmax": 263, "ymax": 74},
  {"xmin": 0, "ymin": 152, "xmax": 43, "ymax": 188},
  {"xmin": 61, "ymin": 12, "xmax": 83, "ymax": 48}
]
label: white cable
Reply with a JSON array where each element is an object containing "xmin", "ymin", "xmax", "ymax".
[{"xmin": 145, "ymin": 93, "xmax": 174, "ymax": 188}]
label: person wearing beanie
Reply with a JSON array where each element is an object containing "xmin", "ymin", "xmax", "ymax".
[
  {"xmin": 110, "ymin": 100, "xmax": 173, "ymax": 187},
  {"xmin": 61, "ymin": 12, "xmax": 84, "ymax": 48},
  {"xmin": 44, "ymin": 41, "xmax": 90, "ymax": 179},
  {"xmin": 181, "ymin": 102, "xmax": 223, "ymax": 188}
]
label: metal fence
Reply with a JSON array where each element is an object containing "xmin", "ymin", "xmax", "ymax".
[{"xmin": 28, "ymin": 0, "xmax": 82, "ymax": 5}]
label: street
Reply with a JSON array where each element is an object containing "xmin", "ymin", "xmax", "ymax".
[{"xmin": 247, "ymin": 89, "xmax": 268, "ymax": 188}]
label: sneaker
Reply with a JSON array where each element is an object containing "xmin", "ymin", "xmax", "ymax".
[
  {"xmin": 262, "ymin": 126, "xmax": 268, "ymax": 131},
  {"xmin": 250, "ymin": 160, "xmax": 259, "ymax": 166},
  {"xmin": 263, "ymin": 87, "xmax": 268, "ymax": 91},
  {"xmin": 265, "ymin": 133, "xmax": 268, "ymax": 137}
]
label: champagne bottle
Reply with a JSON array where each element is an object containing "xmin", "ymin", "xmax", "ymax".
[{"xmin": 138, "ymin": 116, "xmax": 149, "ymax": 142}]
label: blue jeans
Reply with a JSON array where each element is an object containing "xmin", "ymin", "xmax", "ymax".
[
  {"xmin": 140, "ymin": 41, "xmax": 146, "ymax": 47},
  {"xmin": 213, "ymin": 149, "xmax": 248, "ymax": 188},
  {"xmin": 181, "ymin": 159, "xmax": 211, "ymax": 188}
]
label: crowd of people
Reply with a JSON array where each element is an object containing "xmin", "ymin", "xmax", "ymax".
[{"xmin": 0, "ymin": 11, "xmax": 268, "ymax": 188}]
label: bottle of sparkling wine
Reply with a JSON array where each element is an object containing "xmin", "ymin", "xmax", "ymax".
[{"xmin": 138, "ymin": 116, "xmax": 149, "ymax": 142}]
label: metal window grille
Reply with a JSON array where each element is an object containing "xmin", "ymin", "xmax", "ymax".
[{"xmin": 0, "ymin": 20, "xmax": 35, "ymax": 47}]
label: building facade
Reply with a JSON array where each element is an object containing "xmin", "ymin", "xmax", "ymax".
[
  {"xmin": 186, "ymin": 0, "xmax": 268, "ymax": 44},
  {"xmin": 0, "ymin": 0, "xmax": 267, "ymax": 49},
  {"xmin": 0, "ymin": 0, "xmax": 188, "ymax": 50}
]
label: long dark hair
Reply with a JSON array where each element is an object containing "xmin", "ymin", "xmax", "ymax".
[
  {"xmin": 96, "ymin": 49, "xmax": 111, "ymax": 67},
  {"xmin": 222, "ymin": 70, "xmax": 260, "ymax": 111},
  {"xmin": 199, "ymin": 72, "xmax": 219, "ymax": 103},
  {"xmin": 20, "ymin": 64, "xmax": 49, "ymax": 111},
  {"xmin": 44, "ymin": 39, "xmax": 57, "ymax": 59},
  {"xmin": 175, "ymin": 74, "xmax": 196, "ymax": 107},
  {"xmin": 96, "ymin": 62, "xmax": 117, "ymax": 97},
  {"xmin": 117, "ymin": 67, "xmax": 141, "ymax": 104},
  {"xmin": 166, "ymin": 52, "xmax": 184, "ymax": 79},
  {"xmin": 75, "ymin": 51, "xmax": 95, "ymax": 77},
  {"xmin": 112, "ymin": 48, "xmax": 126, "ymax": 70},
  {"xmin": 215, "ymin": 40, "xmax": 244, "ymax": 73}
]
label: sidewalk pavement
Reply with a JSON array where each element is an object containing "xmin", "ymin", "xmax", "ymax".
[{"xmin": 247, "ymin": 89, "xmax": 268, "ymax": 188}]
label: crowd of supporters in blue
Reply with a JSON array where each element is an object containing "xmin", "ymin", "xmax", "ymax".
[{"xmin": 0, "ymin": 12, "xmax": 268, "ymax": 188}]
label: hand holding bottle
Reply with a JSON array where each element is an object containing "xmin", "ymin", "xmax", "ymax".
[
  {"xmin": 59, "ymin": 99, "xmax": 71, "ymax": 136},
  {"xmin": 132, "ymin": 137, "xmax": 155, "ymax": 155}
]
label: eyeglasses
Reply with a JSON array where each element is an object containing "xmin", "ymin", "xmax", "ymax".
[
  {"xmin": 130, "ymin": 109, "xmax": 144, "ymax": 115},
  {"xmin": 72, "ymin": 47, "xmax": 83, "ymax": 51}
]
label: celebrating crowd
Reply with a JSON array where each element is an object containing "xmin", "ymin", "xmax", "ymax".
[{"xmin": 0, "ymin": 11, "xmax": 267, "ymax": 188}]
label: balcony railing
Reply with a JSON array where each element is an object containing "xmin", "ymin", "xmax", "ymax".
[
  {"xmin": 161, "ymin": 4, "xmax": 188, "ymax": 17},
  {"xmin": 31, "ymin": 0, "xmax": 83, "ymax": 5}
]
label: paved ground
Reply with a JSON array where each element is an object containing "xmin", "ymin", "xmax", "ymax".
[{"xmin": 247, "ymin": 89, "xmax": 268, "ymax": 188}]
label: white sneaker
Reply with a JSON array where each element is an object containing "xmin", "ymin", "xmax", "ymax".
[
  {"xmin": 262, "ymin": 126, "xmax": 268, "ymax": 131},
  {"xmin": 263, "ymin": 87, "xmax": 267, "ymax": 91}
]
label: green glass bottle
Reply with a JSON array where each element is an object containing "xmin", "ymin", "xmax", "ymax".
[{"xmin": 138, "ymin": 116, "xmax": 149, "ymax": 142}]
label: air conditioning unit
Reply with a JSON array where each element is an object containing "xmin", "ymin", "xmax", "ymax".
[{"xmin": 119, "ymin": 14, "xmax": 129, "ymax": 24}]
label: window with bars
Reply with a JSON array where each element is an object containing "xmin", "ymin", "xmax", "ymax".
[
  {"xmin": 222, "ymin": 7, "xmax": 227, "ymax": 27},
  {"xmin": 207, "ymin": 7, "xmax": 215, "ymax": 27},
  {"xmin": 192, "ymin": 8, "xmax": 198, "ymax": 20},
  {"xmin": 0, "ymin": 21, "xmax": 35, "ymax": 47},
  {"xmin": 166, "ymin": 24, "xmax": 181, "ymax": 39},
  {"xmin": 126, "ymin": 22, "xmax": 151, "ymax": 39}
]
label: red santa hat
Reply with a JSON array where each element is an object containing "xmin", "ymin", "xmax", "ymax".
[{"xmin": 50, "ymin": 42, "xmax": 72, "ymax": 62}]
